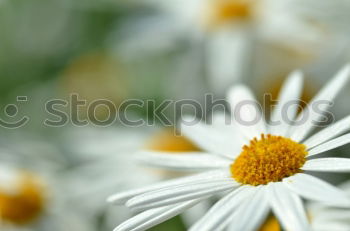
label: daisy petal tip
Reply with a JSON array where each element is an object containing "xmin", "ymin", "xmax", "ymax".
[
  {"xmin": 125, "ymin": 198, "xmax": 144, "ymax": 210},
  {"xmin": 106, "ymin": 197, "xmax": 113, "ymax": 203},
  {"xmin": 285, "ymin": 69, "xmax": 304, "ymax": 91},
  {"xmin": 343, "ymin": 63, "xmax": 350, "ymax": 72},
  {"xmin": 106, "ymin": 194, "xmax": 125, "ymax": 205},
  {"xmin": 290, "ymin": 69, "xmax": 303, "ymax": 78},
  {"xmin": 113, "ymin": 225, "xmax": 126, "ymax": 231},
  {"xmin": 180, "ymin": 115, "xmax": 198, "ymax": 124},
  {"xmin": 228, "ymin": 84, "xmax": 249, "ymax": 96},
  {"xmin": 338, "ymin": 63, "xmax": 350, "ymax": 81},
  {"xmin": 125, "ymin": 200, "xmax": 134, "ymax": 208},
  {"xmin": 106, "ymin": 196, "xmax": 116, "ymax": 204}
]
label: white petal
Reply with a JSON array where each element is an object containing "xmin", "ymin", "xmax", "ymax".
[
  {"xmin": 339, "ymin": 180, "xmax": 350, "ymax": 191},
  {"xmin": 268, "ymin": 183, "xmax": 311, "ymax": 231},
  {"xmin": 269, "ymin": 70, "xmax": 303, "ymax": 136},
  {"xmin": 114, "ymin": 199, "xmax": 202, "ymax": 231},
  {"xmin": 308, "ymin": 133, "xmax": 350, "ymax": 157},
  {"xmin": 227, "ymin": 85, "xmax": 267, "ymax": 140},
  {"xmin": 283, "ymin": 173, "xmax": 350, "ymax": 207},
  {"xmin": 313, "ymin": 222, "xmax": 350, "ymax": 231},
  {"xmin": 228, "ymin": 188, "xmax": 270, "ymax": 231},
  {"xmin": 126, "ymin": 179, "xmax": 237, "ymax": 211},
  {"xmin": 208, "ymin": 114, "xmax": 248, "ymax": 157},
  {"xmin": 181, "ymin": 200, "xmax": 212, "ymax": 227},
  {"xmin": 302, "ymin": 158, "xmax": 350, "ymax": 172},
  {"xmin": 313, "ymin": 209, "xmax": 350, "ymax": 223},
  {"xmin": 107, "ymin": 169, "xmax": 230, "ymax": 204},
  {"xmin": 190, "ymin": 186, "xmax": 256, "ymax": 231},
  {"xmin": 180, "ymin": 117, "xmax": 242, "ymax": 159},
  {"xmin": 207, "ymin": 28, "xmax": 253, "ymax": 93},
  {"xmin": 290, "ymin": 65, "xmax": 350, "ymax": 142},
  {"xmin": 136, "ymin": 151, "xmax": 231, "ymax": 171},
  {"xmin": 303, "ymin": 115, "xmax": 350, "ymax": 149}
]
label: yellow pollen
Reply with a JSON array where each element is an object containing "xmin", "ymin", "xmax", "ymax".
[
  {"xmin": 231, "ymin": 134, "xmax": 307, "ymax": 186},
  {"xmin": 259, "ymin": 213, "xmax": 312, "ymax": 230},
  {"xmin": 205, "ymin": 0, "xmax": 252, "ymax": 27},
  {"xmin": 145, "ymin": 129, "xmax": 200, "ymax": 152},
  {"xmin": 259, "ymin": 215, "xmax": 281, "ymax": 231},
  {"xmin": 0, "ymin": 173, "xmax": 46, "ymax": 225}
]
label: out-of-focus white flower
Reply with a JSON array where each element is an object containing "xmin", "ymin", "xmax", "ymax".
[
  {"xmin": 108, "ymin": 65, "xmax": 350, "ymax": 231},
  {"xmin": 309, "ymin": 180, "xmax": 350, "ymax": 231},
  {"xmin": 258, "ymin": 180, "xmax": 350, "ymax": 231},
  {"xmin": 0, "ymin": 165, "xmax": 94, "ymax": 231},
  {"xmin": 113, "ymin": 0, "xmax": 350, "ymax": 93},
  {"xmin": 0, "ymin": 135, "xmax": 93, "ymax": 231},
  {"xmin": 63, "ymin": 126, "xmax": 209, "ymax": 230}
]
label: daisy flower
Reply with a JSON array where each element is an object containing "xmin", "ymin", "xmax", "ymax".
[
  {"xmin": 258, "ymin": 180, "xmax": 350, "ymax": 231},
  {"xmin": 114, "ymin": 0, "xmax": 349, "ymax": 93},
  {"xmin": 0, "ymin": 165, "xmax": 46, "ymax": 227},
  {"xmin": 0, "ymin": 135, "xmax": 94, "ymax": 231},
  {"xmin": 108, "ymin": 64, "xmax": 350, "ymax": 231},
  {"xmin": 0, "ymin": 164, "xmax": 95, "ymax": 231},
  {"xmin": 309, "ymin": 180, "xmax": 350, "ymax": 231},
  {"xmin": 63, "ymin": 126, "xmax": 209, "ymax": 230}
]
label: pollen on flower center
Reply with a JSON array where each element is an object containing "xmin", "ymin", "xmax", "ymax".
[
  {"xmin": 205, "ymin": 0, "xmax": 253, "ymax": 27},
  {"xmin": 231, "ymin": 134, "xmax": 307, "ymax": 186},
  {"xmin": 0, "ymin": 172, "xmax": 46, "ymax": 225},
  {"xmin": 259, "ymin": 215, "xmax": 280, "ymax": 231}
]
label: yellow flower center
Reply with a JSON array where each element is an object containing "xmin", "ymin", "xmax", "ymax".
[
  {"xmin": 231, "ymin": 134, "xmax": 307, "ymax": 186},
  {"xmin": 259, "ymin": 215, "xmax": 281, "ymax": 231},
  {"xmin": 259, "ymin": 213, "xmax": 312, "ymax": 230},
  {"xmin": 205, "ymin": 0, "xmax": 253, "ymax": 27},
  {"xmin": 0, "ymin": 173, "xmax": 46, "ymax": 225},
  {"xmin": 145, "ymin": 129, "xmax": 200, "ymax": 152}
]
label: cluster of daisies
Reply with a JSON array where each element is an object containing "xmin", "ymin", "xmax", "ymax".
[
  {"xmin": 1, "ymin": 0, "xmax": 350, "ymax": 231},
  {"xmin": 108, "ymin": 65, "xmax": 350, "ymax": 231},
  {"xmin": 3, "ymin": 65, "xmax": 350, "ymax": 231}
]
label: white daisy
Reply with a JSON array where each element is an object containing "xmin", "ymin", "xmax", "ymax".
[
  {"xmin": 108, "ymin": 64, "xmax": 350, "ymax": 231},
  {"xmin": 63, "ymin": 126, "xmax": 209, "ymax": 230},
  {"xmin": 0, "ymin": 135, "xmax": 94, "ymax": 231},
  {"xmin": 114, "ymin": 0, "xmax": 350, "ymax": 93},
  {"xmin": 258, "ymin": 180, "xmax": 350, "ymax": 231},
  {"xmin": 309, "ymin": 180, "xmax": 350, "ymax": 231}
]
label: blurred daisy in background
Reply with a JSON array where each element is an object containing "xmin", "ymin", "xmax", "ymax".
[
  {"xmin": 258, "ymin": 180, "xmax": 350, "ymax": 231},
  {"xmin": 308, "ymin": 180, "xmax": 350, "ymax": 231},
  {"xmin": 59, "ymin": 52, "xmax": 131, "ymax": 122},
  {"xmin": 108, "ymin": 65, "xmax": 350, "ymax": 231},
  {"xmin": 63, "ymin": 126, "xmax": 209, "ymax": 230},
  {"xmin": 0, "ymin": 165, "xmax": 46, "ymax": 228},
  {"xmin": 112, "ymin": 0, "xmax": 350, "ymax": 95},
  {"xmin": 0, "ymin": 165, "xmax": 94, "ymax": 231},
  {"xmin": 0, "ymin": 134, "xmax": 93, "ymax": 231}
]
